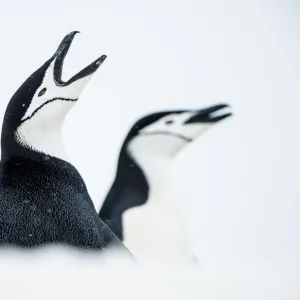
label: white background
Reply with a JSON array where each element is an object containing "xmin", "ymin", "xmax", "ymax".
[{"xmin": 0, "ymin": 0, "xmax": 299, "ymax": 297}]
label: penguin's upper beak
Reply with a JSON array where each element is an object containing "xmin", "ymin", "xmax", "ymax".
[
  {"xmin": 184, "ymin": 104, "xmax": 232, "ymax": 124},
  {"xmin": 53, "ymin": 31, "xmax": 106, "ymax": 86}
]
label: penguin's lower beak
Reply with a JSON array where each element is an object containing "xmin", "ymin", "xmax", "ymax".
[
  {"xmin": 53, "ymin": 31, "xmax": 107, "ymax": 86},
  {"xmin": 184, "ymin": 104, "xmax": 232, "ymax": 124}
]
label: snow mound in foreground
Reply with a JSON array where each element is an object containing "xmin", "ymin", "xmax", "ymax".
[{"xmin": 0, "ymin": 246, "xmax": 298, "ymax": 300}]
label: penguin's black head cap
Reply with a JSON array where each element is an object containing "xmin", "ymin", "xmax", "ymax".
[
  {"xmin": 122, "ymin": 103, "xmax": 232, "ymax": 158},
  {"xmin": 1, "ymin": 31, "xmax": 106, "ymax": 161}
]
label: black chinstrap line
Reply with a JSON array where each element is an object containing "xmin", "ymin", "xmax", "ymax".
[
  {"xmin": 21, "ymin": 97, "xmax": 78, "ymax": 124},
  {"xmin": 140, "ymin": 131, "xmax": 193, "ymax": 142}
]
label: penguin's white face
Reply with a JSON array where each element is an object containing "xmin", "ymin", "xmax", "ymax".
[
  {"xmin": 20, "ymin": 59, "xmax": 95, "ymax": 123},
  {"xmin": 129, "ymin": 112, "xmax": 206, "ymax": 158},
  {"xmin": 128, "ymin": 105, "xmax": 231, "ymax": 159}
]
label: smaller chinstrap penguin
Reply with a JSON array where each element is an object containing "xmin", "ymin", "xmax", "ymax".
[
  {"xmin": 99, "ymin": 104, "xmax": 232, "ymax": 263},
  {"xmin": 0, "ymin": 31, "xmax": 131, "ymax": 256}
]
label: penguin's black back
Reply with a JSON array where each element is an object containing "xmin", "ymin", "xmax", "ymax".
[{"xmin": 0, "ymin": 154, "xmax": 126, "ymax": 251}]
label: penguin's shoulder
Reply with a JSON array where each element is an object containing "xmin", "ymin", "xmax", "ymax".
[
  {"xmin": 0, "ymin": 156, "xmax": 95, "ymax": 216},
  {"xmin": 0, "ymin": 156, "xmax": 83, "ymax": 187}
]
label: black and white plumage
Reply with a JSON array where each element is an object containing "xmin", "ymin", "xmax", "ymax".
[
  {"xmin": 99, "ymin": 105, "xmax": 232, "ymax": 263},
  {"xmin": 0, "ymin": 31, "xmax": 131, "ymax": 255}
]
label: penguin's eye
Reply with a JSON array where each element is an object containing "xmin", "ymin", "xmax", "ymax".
[
  {"xmin": 165, "ymin": 120, "xmax": 174, "ymax": 125},
  {"xmin": 38, "ymin": 88, "xmax": 47, "ymax": 97}
]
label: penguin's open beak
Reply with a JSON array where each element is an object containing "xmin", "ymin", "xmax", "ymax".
[
  {"xmin": 184, "ymin": 104, "xmax": 232, "ymax": 124},
  {"xmin": 53, "ymin": 31, "xmax": 106, "ymax": 86}
]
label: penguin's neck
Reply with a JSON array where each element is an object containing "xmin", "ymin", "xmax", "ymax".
[
  {"xmin": 15, "ymin": 116, "xmax": 69, "ymax": 162},
  {"xmin": 131, "ymin": 151, "xmax": 179, "ymax": 207}
]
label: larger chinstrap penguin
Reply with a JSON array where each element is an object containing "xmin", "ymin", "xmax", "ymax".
[
  {"xmin": 0, "ymin": 31, "xmax": 131, "ymax": 256},
  {"xmin": 99, "ymin": 104, "xmax": 232, "ymax": 264}
]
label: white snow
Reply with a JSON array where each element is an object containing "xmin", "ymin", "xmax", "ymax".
[{"xmin": 0, "ymin": 247, "xmax": 299, "ymax": 300}]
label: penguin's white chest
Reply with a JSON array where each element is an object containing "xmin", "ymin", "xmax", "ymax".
[
  {"xmin": 124, "ymin": 146, "xmax": 194, "ymax": 264},
  {"xmin": 122, "ymin": 195, "xmax": 192, "ymax": 263}
]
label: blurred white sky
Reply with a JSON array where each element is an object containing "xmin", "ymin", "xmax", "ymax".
[{"xmin": 0, "ymin": 0, "xmax": 299, "ymax": 290}]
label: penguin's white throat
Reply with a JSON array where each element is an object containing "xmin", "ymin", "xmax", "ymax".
[
  {"xmin": 129, "ymin": 134, "xmax": 188, "ymax": 158},
  {"xmin": 128, "ymin": 138, "xmax": 178, "ymax": 205},
  {"xmin": 15, "ymin": 101, "xmax": 72, "ymax": 161}
]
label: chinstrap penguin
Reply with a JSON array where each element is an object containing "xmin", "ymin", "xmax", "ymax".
[
  {"xmin": 99, "ymin": 104, "xmax": 232, "ymax": 263},
  {"xmin": 0, "ymin": 31, "xmax": 131, "ymax": 256}
]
